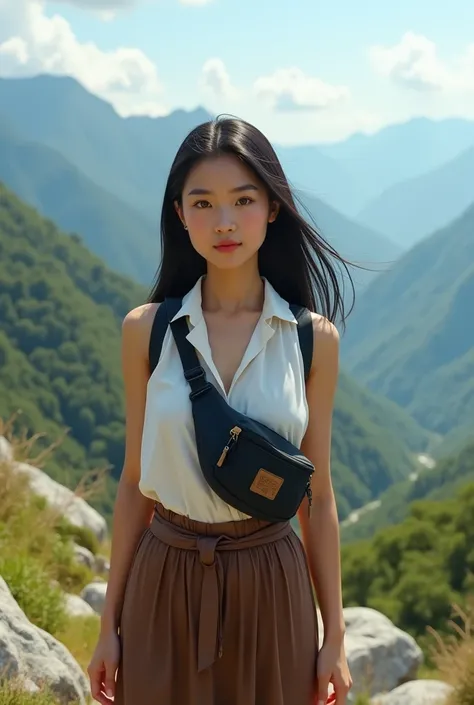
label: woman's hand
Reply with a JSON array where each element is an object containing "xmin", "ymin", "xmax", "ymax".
[
  {"xmin": 315, "ymin": 639, "xmax": 352, "ymax": 705},
  {"xmin": 87, "ymin": 628, "xmax": 121, "ymax": 704}
]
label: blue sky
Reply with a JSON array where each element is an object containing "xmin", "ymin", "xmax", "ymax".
[{"xmin": 2, "ymin": 0, "xmax": 474, "ymax": 143}]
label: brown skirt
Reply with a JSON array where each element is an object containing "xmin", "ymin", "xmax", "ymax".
[{"xmin": 115, "ymin": 503, "xmax": 318, "ymax": 705}]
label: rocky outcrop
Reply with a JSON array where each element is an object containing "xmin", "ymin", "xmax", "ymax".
[
  {"xmin": 81, "ymin": 581, "xmax": 108, "ymax": 615},
  {"xmin": 345, "ymin": 607, "xmax": 423, "ymax": 700},
  {"xmin": 64, "ymin": 593, "xmax": 97, "ymax": 619},
  {"xmin": 0, "ymin": 436, "xmax": 108, "ymax": 543},
  {"xmin": 316, "ymin": 607, "xmax": 425, "ymax": 703},
  {"xmin": 0, "ymin": 577, "xmax": 90, "ymax": 704},
  {"xmin": 73, "ymin": 543, "xmax": 110, "ymax": 576},
  {"xmin": 372, "ymin": 679, "xmax": 453, "ymax": 704}
]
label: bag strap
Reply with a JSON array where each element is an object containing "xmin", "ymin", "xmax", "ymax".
[
  {"xmin": 165, "ymin": 298, "xmax": 211, "ymax": 400},
  {"xmin": 148, "ymin": 297, "xmax": 314, "ymax": 381},
  {"xmin": 289, "ymin": 304, "xmax": 313, "ymax": 382},
  {"xmin": 148, "ymin": 302, "xmax": 170, "ymax": 377}
]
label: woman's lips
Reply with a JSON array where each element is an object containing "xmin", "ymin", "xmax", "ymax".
[{"xmin": 214, "ymin": 242, "xmax": 241, "ymax": 253}]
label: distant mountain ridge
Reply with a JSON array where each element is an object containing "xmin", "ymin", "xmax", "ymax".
[
  {"xmin": 341, "ymin": 200, "xmax": 474, "ymax": 442},
  {"xmin": 0, "ymin": 74, "xmax": 400, "ymax": 288},
  {"xmin": 358, "ymin": 145, "xmax": 474, "ymax": 248},
  {"xmin": 318, "ymin": 116, "xmax": 474, "ymax": 211},
  {"xmin": 0, "ymin": 115, "xmax": 159, "ymax": 285},
  {"xmin": 0, "ymin": 75, "xmax": 211, "ymax": 219}
]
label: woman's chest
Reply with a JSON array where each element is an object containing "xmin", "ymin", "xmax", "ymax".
[{"xmin": 150, "ymin": 324, "xmax": 309, "ymax": 445}]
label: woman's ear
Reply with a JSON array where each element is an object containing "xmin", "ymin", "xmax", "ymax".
[
  {"xmin": 174, "ymin": 200, "xmax": 186, "ymax": 229},
  {"xmin": 268, "ymin": 201, "xmax": 280, "ymax": 223}
]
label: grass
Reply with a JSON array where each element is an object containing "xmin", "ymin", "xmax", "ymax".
[
  {"xmin": 429, "ymin": 601, "xmax": 474, "ymax": 705},
  {"xmin": 55, "ymin": 615, "xmax": 101, "ymax": 674},
  {"xmin": 0, "ymin": 417, "xmax": 108, "ymax": 701},
  {"xmin": 0, "ymin": 679, "xmax": 61, "ymax": 705}
]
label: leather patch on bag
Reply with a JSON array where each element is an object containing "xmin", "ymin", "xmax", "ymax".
[{"xmin": 250, "ymin": 469, "xmax": 284, "ymax": 500}]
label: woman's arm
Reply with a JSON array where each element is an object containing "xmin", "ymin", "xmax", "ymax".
[
  {"xmin": 100, "ymin": 305, "xmax": 157, "ymax": 634},
  {"xmin": 298, "ymin": 314, "xmax": 344, "ymax": 642},
  {"xmin": 298, "ymin": 315, "xmax": 351, "ymax": 704},
  {"xmin": 88, "ymin": 305, "xmax": 157, "ymax": 704}
]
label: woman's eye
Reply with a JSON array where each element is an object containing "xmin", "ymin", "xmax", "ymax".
[
  {"xmin": 194, "ymin": 200, "xmax": 211, "ymax": 208},
  {"xmin": 236, "ymin": 197, "xmax": 253, "ymax": 206}
]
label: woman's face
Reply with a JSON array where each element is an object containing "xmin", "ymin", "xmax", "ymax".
[{"xmin": 176, "ymin": 154, "xmax": 279, "ymax": 270}]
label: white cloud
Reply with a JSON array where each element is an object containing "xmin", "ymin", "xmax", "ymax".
[
  {"xmin": 370, "ymin": 32, "xmax": 474, "ymax": 93},
  {"xmin": 179, "ymin": 0, "xmax": 213, "ymax": 5},
  {"xmin": 199, "ymin": 58, "xmax": 239, "ymax": 101},
  {"xmin": 0, "ymin": 0, "xmax": 167, "ymax": 116},
  {"xmin": 253, "ymin": 67, "xmax": 350, "ymax": 112},
  {"xmin": 54, "ymin": 0, "xmax": 136, "ymax": 8},
  {"xmin": 52, "ymin": 0, "xmax": 213, "ymax": 7}
]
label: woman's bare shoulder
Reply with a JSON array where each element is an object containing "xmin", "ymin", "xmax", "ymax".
[
  {"xmin": 308, "ymin": 312, "xmax": 339, "ymax": 370},
  {"xmin": 123, "ymin": 303, "xmax": 160, "ymax": 332},
  {"xmin": 122, "ymin": 303, "xmax": 161, "ymax": 355}
]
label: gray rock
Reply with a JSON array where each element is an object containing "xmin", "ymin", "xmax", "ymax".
[
  {"xmin": 80, "ymin": 581, "xmax": 108, "ymax": 615},
  {"xmin": 0, "ymin": 577, "xmax": 89, "ymax": 704},
  {"xmin": 64, "ymin": 593, "xmax": 98, "ymax": 619},
  {"xmin": 372, "ymin": 679, "xmax": 453, "ymax": 704},
  {"xmin": 342, "ymin": 607, "xmax": 424, "ymax": 703},
  {"xmin": 94, "ymin": 554, "xmax": 110, "ymax": 576},
  {"xmin": 14, "ymin": 460, "xmax": 108, "ymax": 543},
  {"xmin": 73, "ymin": 543, "xmax": 95, "ymax": 570}
]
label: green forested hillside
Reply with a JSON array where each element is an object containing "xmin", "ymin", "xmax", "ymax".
[
  {"xmin": 342, "ymin": 201, "xmax": 474, "ymax": 439},
  {"xmin": 331, "ymin": 373, "xmax": 430, "ymax": 517},
  {"xmin": 342, "ymin": 476, "xmax": 474, "ymax": 639},
  {"xmin": 0, "ymin": 182, "xmax": 144, "ymax": 516},
  {"xmin": 0, "ymin": 183, "xmax": 429, "ymax": 521},
  {"xmin": 342, "ymin": 440, "xmax": 474, "ymax": 543}
]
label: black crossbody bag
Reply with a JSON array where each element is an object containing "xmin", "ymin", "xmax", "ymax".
[{"xmin": 148, "ymin": 298, "xmax": 315, "ymax": 522}]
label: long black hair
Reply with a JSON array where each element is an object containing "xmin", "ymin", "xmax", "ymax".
[{"xmin": 148, "ymin": 116, "xmax": 355, "ymax": 327}]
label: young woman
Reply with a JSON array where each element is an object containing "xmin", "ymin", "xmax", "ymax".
[{"xmin": 87, "ymin": 117, "xmax": 353, "ymax": 705}]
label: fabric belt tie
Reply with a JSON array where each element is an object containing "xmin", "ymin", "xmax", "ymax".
[{"xmin": 149, "ymin": 510, "xmax": 292, "ymax": 672}]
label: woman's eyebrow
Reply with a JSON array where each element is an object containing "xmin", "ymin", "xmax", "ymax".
[{"xmin": 187, "ymin": 184, "xmax": 259, "ymax": 195}]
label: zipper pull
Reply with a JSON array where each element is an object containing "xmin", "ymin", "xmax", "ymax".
[
  {"xmin": 216, "ymin": 426, "xmax": 241, "ymax": 467},
  {"xmin": 217, "ymin": 444, "xmax": 230, "ymax": 468}
]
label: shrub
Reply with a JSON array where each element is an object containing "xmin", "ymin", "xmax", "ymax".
[
  {"xmin": 0, "ymin": 553, "xmax": 67, "ymax": 635},
  {"xmin": 55, "ymin": 519, "xmax": 99, "ymax": 556}
]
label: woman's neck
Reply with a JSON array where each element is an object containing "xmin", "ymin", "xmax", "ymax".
[{"xmin": 201, "ymin": 262, "xmax": 264, "ymax": 316}]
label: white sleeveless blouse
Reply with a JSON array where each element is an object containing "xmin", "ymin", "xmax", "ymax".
[{"xmin": 139, "ymin": 276, "xmax": 309, "ymax": 523}]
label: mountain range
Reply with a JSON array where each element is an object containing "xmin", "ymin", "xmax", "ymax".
[
  {"xmin": 358, "ymin": 145, "xmax": 474, "ymax": 248},
  {"xmin": 318, "ymin": 116, "xmax": 474, "ymax": 208},
  {"xmin": 0, "ymin": 75, "xmax": 401, "ymax": 290},
  {"xmin": 1, "ymin": 72, "xmax": 473, "ymax": 533},
  {"xmin": 341, "ymin": 201, "xmax": 474, "ymax": 449}
]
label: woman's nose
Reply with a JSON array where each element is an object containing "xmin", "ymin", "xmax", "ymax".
[{"xmin": 215, "ymin": 217, "xmax": 237, "ymax": 234}]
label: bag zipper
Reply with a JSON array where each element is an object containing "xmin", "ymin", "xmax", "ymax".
[
  {"xmin": 216, "ymin": 426, "xmax": 242, "ymax": 467},
  {"xmin": 306, "ymin": 478, "xmax": 313, "ymax": 517},
  {"xmin": 242, "ymin": 426, "xmax": 314, "ymax": 473}
]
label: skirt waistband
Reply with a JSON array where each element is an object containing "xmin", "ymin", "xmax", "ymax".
[{"xmin": 149, "ymin": 506, "xmax": 292, "ymax": 672}]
